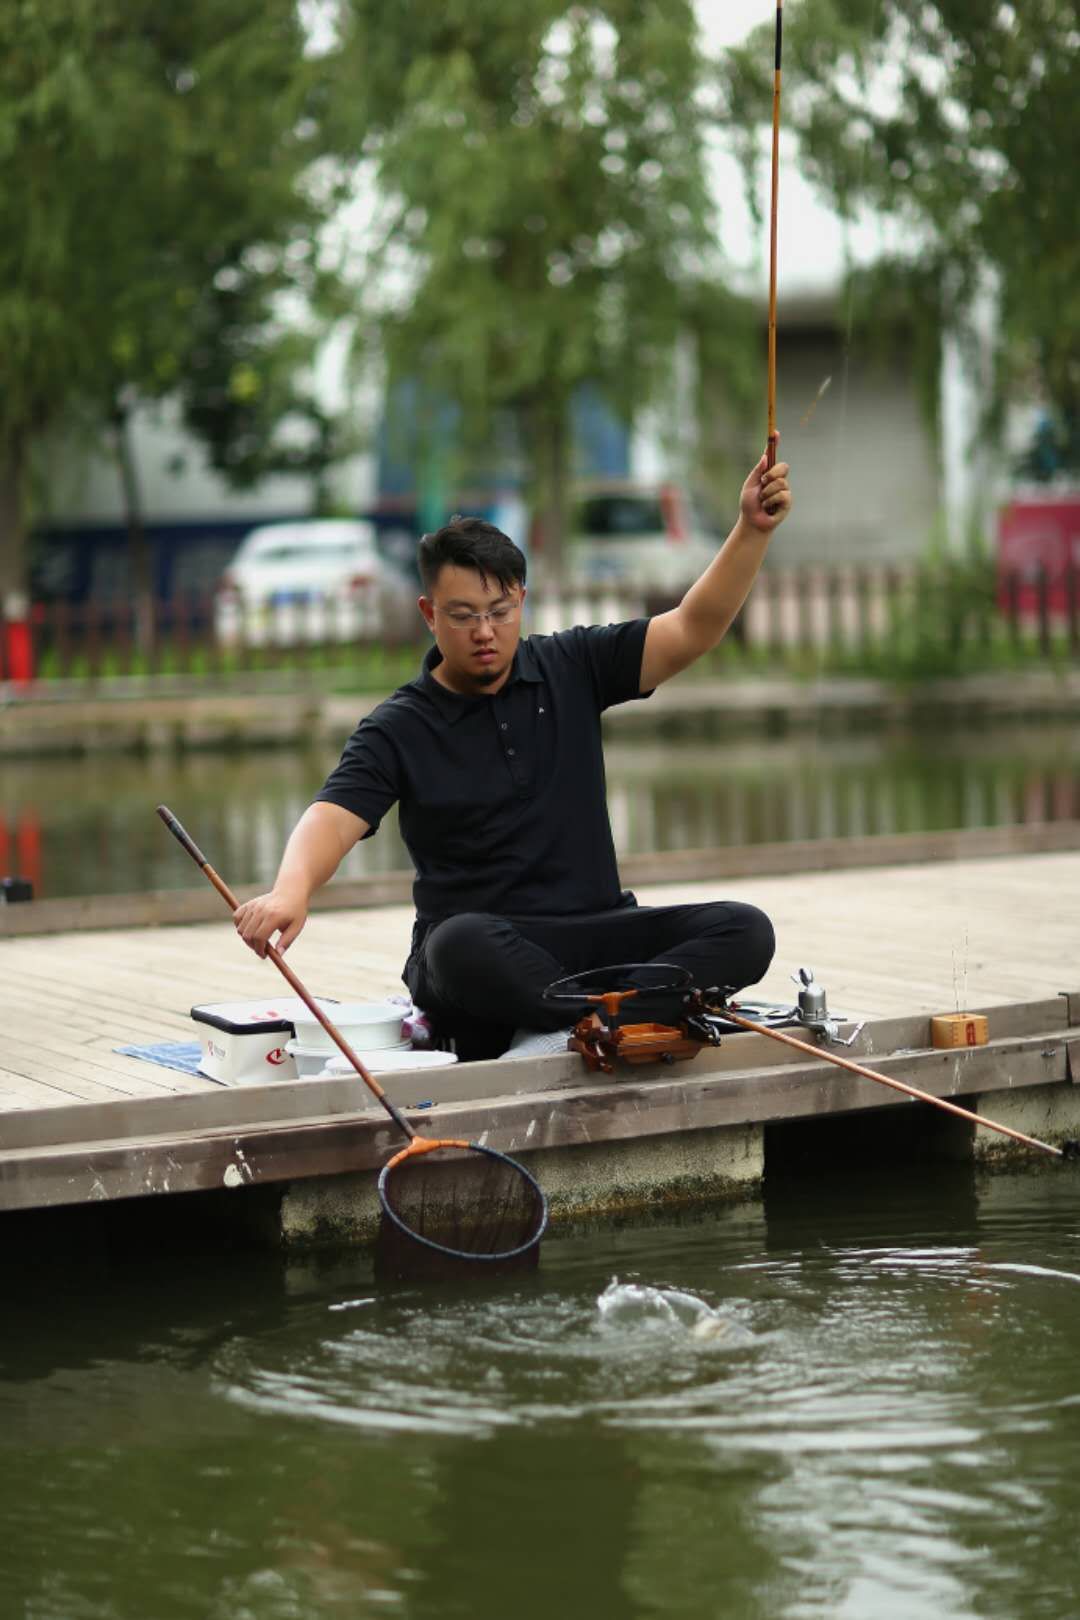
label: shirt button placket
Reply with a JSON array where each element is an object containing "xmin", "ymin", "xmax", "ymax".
[{"xmin": 498, "ymin": 705, "xmax": 525, "ymax": 790}]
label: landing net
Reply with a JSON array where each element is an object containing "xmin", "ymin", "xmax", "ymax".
[{"xmin": 375, "ymin": 1142, "xmax": 548, "ymax": 1282}]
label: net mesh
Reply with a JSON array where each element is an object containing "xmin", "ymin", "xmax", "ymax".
[{"xmin": 375, "ymin": 1143, "xmax": 547, "ymax": 1282}]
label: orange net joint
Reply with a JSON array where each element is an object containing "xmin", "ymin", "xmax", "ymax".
[
  {"xmin": 385, "ymin": 1136, "xmax": 472, "ymax": 1171},
  {"xmin": 585, "ymin": 988, "xmax": 640, "ymax": 1018}
]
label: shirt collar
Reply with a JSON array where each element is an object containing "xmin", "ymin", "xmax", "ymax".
[{"xmin": 418, "ymin": 637, "xmax": 542, "ymax": 722}]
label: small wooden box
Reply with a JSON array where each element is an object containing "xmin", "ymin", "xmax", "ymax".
[{"xmin": 931, "ymin": 1013, "xmax": 989, "ymax": 1049}]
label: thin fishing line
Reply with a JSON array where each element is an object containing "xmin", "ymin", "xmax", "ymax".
[
  {"xmin": 949, "ymin": 921, "xmax": 971, "ymax": 1015},
  {"xmin": 799, "ymin": 373, "xmax": 832, "ymax": 426},
  {"xmin": 827, "ymin": 0, "xmax": 886, "ymax": 571}
]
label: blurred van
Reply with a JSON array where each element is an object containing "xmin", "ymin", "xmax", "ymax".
[
  {"xmin": 562, "ymin": 482, "xmax": 719, "ymax": 595},
  {"xmin": 214, "ymin": 520, "xmax": 420, "ymax": 646}
]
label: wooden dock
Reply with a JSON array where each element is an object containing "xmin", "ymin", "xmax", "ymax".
[{"xmin": 2, "ymin": 847, "xmax": 1078, "ymax": 1238}]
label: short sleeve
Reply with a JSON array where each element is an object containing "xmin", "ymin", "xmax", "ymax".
[
  {"xmin": 555, "ymin": 619, "xmax": 652, "ymax": 710},
  {"xmin": 313, "ymin": 714, "xmax": 403, "ymax": 838}
]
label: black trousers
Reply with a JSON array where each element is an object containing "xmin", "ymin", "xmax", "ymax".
[{"xmin": 404, "ymin": 898, "xmax": 775, "ymax": 1061}]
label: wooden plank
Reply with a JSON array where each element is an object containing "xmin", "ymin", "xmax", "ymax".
[
  {"xmin": 1, "ymin": 850, "xmax": 1076, "ymax": 1132},
  {"xmin": 2, "ymin": 847, "xmax": 1075, "ymax": 1157},
  {"xmin": 6, "ymin": 1011, "xmax": 193, "ymax": 1063},
  {"xmin": 0, "ymin": 1053, "xmax": 196, "ymax": 1105},
  {"xmin": 0, "ymin": 1031, "xmax": 1071, "ymax": 1213},
  {"xmin": 0, "ymin": 1078, "xmax": 43, "ymax": 1107},
  {"xmin": 5, "ymin": 823, "xmax": 1080, "ymax": 937},
  {"xmin": 0, "ymin": 1016, "xmax": 1068, "ymax": 1154},
  {"xmin": 2, "ymin": 1017, "xmax": 198, "ymax": 1076},
  {"xmin": 0, "ymin": 1078, "xmax": 386, "ymax": 1152}
]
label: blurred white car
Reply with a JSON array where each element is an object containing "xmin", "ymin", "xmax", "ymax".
[
  {"xmin": 564, "ymin": 482, "xmax": 720, "ymax": 596},
  {"xmin": 214, "ymin": 520, "xmax": 420, "ymax": 646}
]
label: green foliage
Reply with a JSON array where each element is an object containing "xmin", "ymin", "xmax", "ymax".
[
  {"xmin": 837, "ymin": 254, "xmax": 949, "ymax": 444},
  {"xmin": 178, "ymin": 279, "xmax": 352, "ymax": 503},
  {"xmin": 719, "ymin": 0, "xmax": 1080, "ymax": 472},
  {"xmin": 0, "ymin": 0, "xmax": 355, "ymax": 560},
  {"xmin": 848, "ymin": 553, "xmax": 1001, "ymax": 680},
  {"xmin": 343, "ymin": 0, "xmax": 755, "ymax": 559},
  {"xmin": 687, "ymin": 276, "xmax": 773, "ymax": 503}
]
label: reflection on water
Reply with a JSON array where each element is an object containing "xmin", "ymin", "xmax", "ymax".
[
  {"xmin": 2, "ymin": 719, "xmax": 1079, "ymax": 898},
  {"xmin": 3, "ymin": 1167, "xmax": 1080, "ymax": 1618}
]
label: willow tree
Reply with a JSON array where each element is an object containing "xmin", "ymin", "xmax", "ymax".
[
  {"xmin": 722, "ymin": 0, "xmax": 1080, "ymax": 475},
  {"xmin": 0, "ymin": 0, "xmax": 351, "ymax": 643},
  {"xmin": 346, "ymin": 0, "xmax": 745, "ymax": 577}
]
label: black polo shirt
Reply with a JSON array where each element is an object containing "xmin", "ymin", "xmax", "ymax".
[{"xmin": 315, "ymin": 619, "xmax": 653, "ymax": 922}]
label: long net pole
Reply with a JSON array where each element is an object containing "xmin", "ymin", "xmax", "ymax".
[
  {"xmin": 156, "ymin": 804, "xmax": 417, "ymax": 1141},
  {"xmin": 767, "ymin": 0, "xmax": 783, "ymax": 469}
]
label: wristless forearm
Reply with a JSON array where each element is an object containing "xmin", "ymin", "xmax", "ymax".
[
  {"xmin": 274, "ymin": 805, "xmax": 349, "ymax": 900},
  {"xmin": 679, "ymin": 518, "xmax": 770, "ymax": 643}
]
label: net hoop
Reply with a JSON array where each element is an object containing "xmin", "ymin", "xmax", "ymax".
[
  {"xmin": 377, "ymin": 1141, "xmax": 549, "ymax": 1265},
  {"xmin": 542, "ymin": 961, "xmax": 693, "ymax": 1003}
]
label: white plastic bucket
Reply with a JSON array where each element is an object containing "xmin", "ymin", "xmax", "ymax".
[
  {"xmin": 318, "ymin": 1049, "xmax": 458, "ymax": 1076},
  {"xmin": 285, "ymin": 1036, "xmax": 409, "ymax": 1078},
  {"xmin": 289, "ymin": 1001, "xmax": 405, "ymax": 1053}
]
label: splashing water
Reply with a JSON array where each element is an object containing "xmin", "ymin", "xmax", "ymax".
[{"xmin": 596, "ymin": 1278, "xmax": 751, "ymax": 1345}]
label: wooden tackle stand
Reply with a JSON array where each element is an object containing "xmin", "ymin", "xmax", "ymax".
[{"xmin": 569, "ymin": 989, "xmax": 712, "ymax": 1074}]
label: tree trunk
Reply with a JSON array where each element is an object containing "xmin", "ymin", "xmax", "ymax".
[
  {"xmin": 0, "ymin": 439, "xmax": 26, "ymax": 606},
  {"xmin": 0, "ymin": 437, "xmax": 33, "ymax": 682},
  {"xmin": 114, "ymin": 402, "xmax": 155, "ymax": 656},
  {"xmin": 528, "ymin": 397, "xmax": 571, "ymax": 591}
]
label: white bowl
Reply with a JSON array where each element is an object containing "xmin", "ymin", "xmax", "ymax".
[
  {"xmin": 285, "ymin": 1037, "xmax": 410, "ymax": 1078},
  {"xmin": 320, "ymin": 1049, "xmax": 458, "ymax": 1075},
  {"xmin": 289, "ymin": 1001, "xmax": 405, "ymax": 1053}
]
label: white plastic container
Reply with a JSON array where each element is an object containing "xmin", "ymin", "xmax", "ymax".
[
  {"xmin": 190, "ymin": 997, "xmax": 336, "ymax": 1086},
  {"xmin": 285, "ymin": 1036, "xmax": 409, "ymax": 1078},
  {"xmin": 318, "ymin": 1049, "xmax": 458, "ymax": 1076},
  {"xmin": 289, "ymin": 1001, "xmax": 405, "ymax": 1054}
]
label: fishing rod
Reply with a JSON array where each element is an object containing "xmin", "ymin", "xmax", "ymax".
[
  {"xmin": 551, "ymin": 967, "xmax": 1076, "ymax": 1162},
  {"xmin": 156, "ymin": 805, "xmax": 548, "ymax": 1274},
  {"xmin": 712, "ymin": 1003, "xmax": 1080, "ymax": 1162},
  {"xmin": 766, "ymin": 0, "xmax": 783, "ymax": 469}
]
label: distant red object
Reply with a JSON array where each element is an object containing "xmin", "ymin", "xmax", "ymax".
[
  {"xmin": 2, "ymin": 617, "xmax": 34, "ymax": 683},
  {"xmin": 997, "ymin": 492, "xmax": 1080, "ymax": 618},
  {"xmin": 0, "ymin": 811, "xmax": 40, "ymax": 898}
]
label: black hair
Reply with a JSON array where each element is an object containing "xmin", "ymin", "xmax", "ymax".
[{"xmin": 417, "ymin": 515, "xmax": 526, "ymax": 596}]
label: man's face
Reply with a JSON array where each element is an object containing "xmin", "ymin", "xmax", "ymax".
[{"xmin": 419, "ymin": 564, "xmax": 526, "ymax": 695}]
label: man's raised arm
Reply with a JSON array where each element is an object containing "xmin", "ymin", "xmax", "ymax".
[
  {"xmin": 233, "ymin": 801, "xmax": 369, "ymax": 957},
  {"xmin": 640, "ymin": 451, "xmax": 792, "ymax": 691}
]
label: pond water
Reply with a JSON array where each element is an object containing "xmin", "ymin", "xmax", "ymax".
[
  {"xmin": 3, "ymin": 718, "xmax": 1080, "ymax": 900},
  {"xmin": 4, "ymin": 1163, "xmax": 1080, "ymax": 1618}
]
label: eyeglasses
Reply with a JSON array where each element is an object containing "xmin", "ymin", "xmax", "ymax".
[{"xmin": 437, "ymin": 601, "xmax": 521, "ymax": 629}]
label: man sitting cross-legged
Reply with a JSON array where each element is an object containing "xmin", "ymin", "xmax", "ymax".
[{"xmin": 234, "ymin": 451, "xmax": 793, "ymax": 1058}]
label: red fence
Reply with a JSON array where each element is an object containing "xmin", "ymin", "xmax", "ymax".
[
  {"xmin": 5, "ymin": 591, "xmax": 428, "ymax": 682},
  {"xmin": 4, "ymin": 563, "xmax": 1080, "ymax": 685}
]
